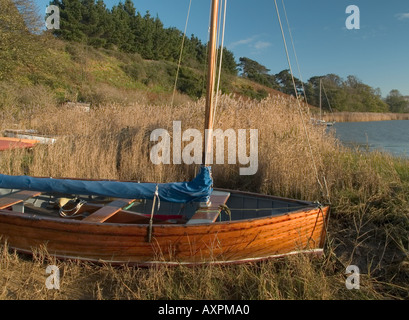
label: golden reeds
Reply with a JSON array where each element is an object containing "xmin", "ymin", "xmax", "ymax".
[{"xmin": 0, "ymin": 94, "xmax": 339, "ymax": 200}]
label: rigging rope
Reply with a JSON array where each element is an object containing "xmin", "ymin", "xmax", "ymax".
[
  {"xmin": 281, "ymin": 0, "xmax": 308, "ymax": 105},
  {"xmin": 171, "ymin": 0, "xmax": 192, "ymax": 106},
  {"xmin": 273, "ymin": 0, "xmax": 330, "ymax": 202},
  {"xmin": 58, "ymin": 198, "xmax": 87, "ymax": 218}
]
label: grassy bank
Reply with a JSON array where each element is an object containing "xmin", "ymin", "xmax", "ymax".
[
  {"xmin": 323, "ymin": 112, "xmax": 409, "ymax": 123},
  {"xmin": 0, "ymin": 37, "xmax": 279, "ymax": 112},
  {"xmin": 0, "ymin": 94, "xmax": 408, "ymax": 300}
]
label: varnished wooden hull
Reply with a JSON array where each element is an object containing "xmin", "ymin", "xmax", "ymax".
[{"xmin": 0, "ymin": 188, "xmax": 329, "ymax": 266}]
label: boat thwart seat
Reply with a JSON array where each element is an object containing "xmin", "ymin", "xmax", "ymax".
[
  {"xmin": 0, "ymin": 190, "xmax": 42, "ymax": 210},
  {"xmin": 82, "ymin": 198, "xmax": 136, "ymax": 223},
  {"xmin": 187, "ymin": 191, "xmax": 230, "ymax": 225}
]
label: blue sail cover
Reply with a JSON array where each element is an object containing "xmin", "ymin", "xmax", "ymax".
[{"xmin": 0, "ymin": 166, "xmax": 213, "ymax": 203}]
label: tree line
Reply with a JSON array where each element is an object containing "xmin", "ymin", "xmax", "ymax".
[
  {"xmin": 238, "ymin": 57, "xmax": 409, "ymax": 113},
  {"xmin": 49, "ymin": 0, "xmax": 238, "ymax": 75}
]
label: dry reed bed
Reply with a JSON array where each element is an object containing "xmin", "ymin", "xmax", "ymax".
[
  {"xmin": 0, "ymin": 94, "xmax": 408, "ymax": 300},
  {"xmin": 0, "ymin": 94, "xmax": 339, "ymax": 200},
  {"xmin": 323, "ymin": 112, "xmax": 409, "ymax": 123}
]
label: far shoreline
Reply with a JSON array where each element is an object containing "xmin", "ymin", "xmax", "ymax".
[{"xmin": 321, "ymin": 112, "xmax": 409, "ymax": 123}]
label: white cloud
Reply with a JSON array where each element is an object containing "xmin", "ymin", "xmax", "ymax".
[
  {"xmin": 254, "ymin": 41, "xmax": 272, "ymax": 50},
  {"xmin": 228, "ymin": 35, "xmax": 272, "ymax": 52},
  {"xmin": 229, "ymin": 36, "xmax": 257, "ymax": 49},
  {"xmin": 396, "ymin": 13, "xmax": 409, "ymax": 20}
]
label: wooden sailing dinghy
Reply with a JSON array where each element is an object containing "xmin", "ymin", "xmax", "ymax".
[
  {"xmin": 0, "ymin": 0, "xmax": 329, "ymax": 266},
  {"xmin": 0, "ymin": 183, "xmax": 328, "ymax": 266}
]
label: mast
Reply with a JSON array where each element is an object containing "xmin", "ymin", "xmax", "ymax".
[
  {"xmin": 319, "ymin": 78, "xmax": 322, "ymax": 120},
  {"xmin": 203, "ymin": 0, "xmax": 219, "ymax": 165}
]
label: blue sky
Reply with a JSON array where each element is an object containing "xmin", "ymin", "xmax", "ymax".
[{"xmin": 35, "ymin": 0, "xmax": 409, "ymax": 97}]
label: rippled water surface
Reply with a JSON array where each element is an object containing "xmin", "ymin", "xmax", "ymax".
[{"xmin": 329, "ymin": 120, "xmax": 409, "ymax": 157}]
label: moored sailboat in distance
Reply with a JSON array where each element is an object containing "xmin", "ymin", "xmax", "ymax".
[
  {"xmin": 311, "ymin": 78, "xmax": 335, "ymax": 126},
  {"xmin": 0, "ymin": 0, "xmax": 329, "ymax": 266}
]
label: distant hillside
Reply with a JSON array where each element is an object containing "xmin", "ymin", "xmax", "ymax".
[
  {"xmin": 0, "ymin": 32, "xmax": 289, "ymax": 110},
  {"xmin": 2, "ymin": 0, "xmax": 407, "ymax": 115},
  {"xmin": 45, "ymin": 0, "xmax": 404, "ymax": 113}
]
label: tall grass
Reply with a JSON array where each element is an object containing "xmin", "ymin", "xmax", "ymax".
[
  {"xmin": 0, "ymin": 94, "xmax": 339, "ymax": 200},
  {"xmin": 0, "ymin": 94, "xmax": 408, "ymax": 300}
]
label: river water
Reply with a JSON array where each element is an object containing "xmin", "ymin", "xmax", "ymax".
[{"xmin": 328, "ymin": 120, "xmax": 409, "ymax": 158}]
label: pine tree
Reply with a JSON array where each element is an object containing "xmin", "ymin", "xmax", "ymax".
[
  {"xmin": 51, "ymin": 0, "xmax": 86, "ymax": 42},
  {"xmin": 137, "ymin": 11, "xmax": 155, "ymax": 59},
  {"xmin": 93, "ymin": 0, "xmax": 113, "ymax": 48},
  {"xmin": 110, "ymin": 2, "xmax": 135, "ymax": 52}
]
